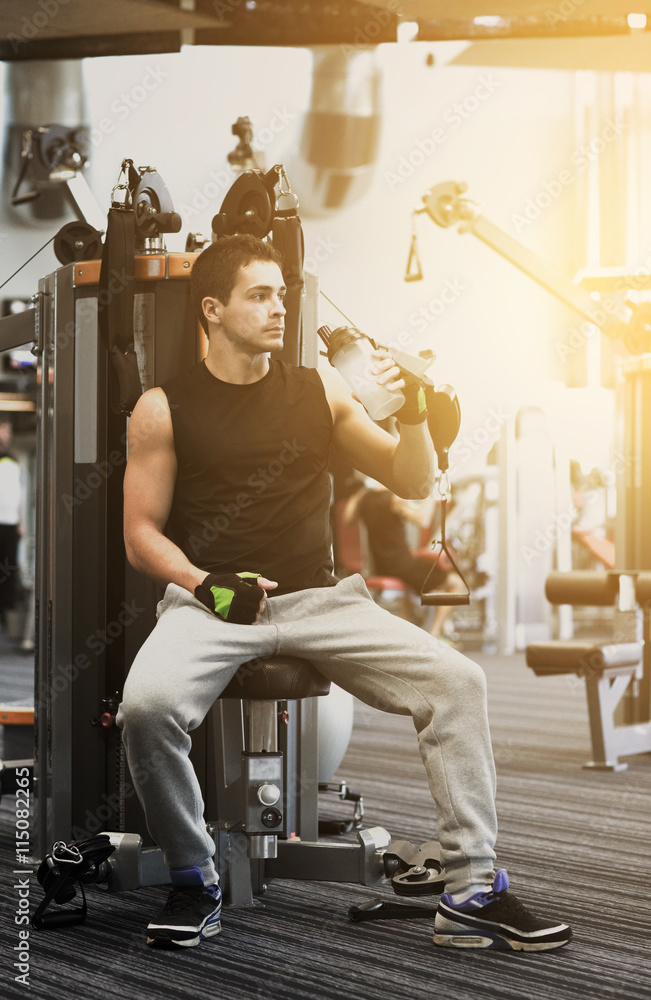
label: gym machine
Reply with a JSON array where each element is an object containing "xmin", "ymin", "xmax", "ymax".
[
  {"xmin": 410, "ymin": 180, "xmax": 651, "ymax": 767},
  {"xmin": 526, "ymin": 570, "xmax": 651, "ymax": 770},
  {"xmin": 9, "ymin": 122, "xmax": 106, "ymax": 238},
  {"xmin": 1, "ymin": 153, "xmax": 453, "ymax": 927}
]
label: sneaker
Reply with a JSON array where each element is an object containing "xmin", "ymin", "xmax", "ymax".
[
  {"xmin": 146, "ymin": 867, "xmax": 222, "ymax": 948},
  {"xmin": 433, "ymin": 869, "xmax": 572, "ymax": 951}
]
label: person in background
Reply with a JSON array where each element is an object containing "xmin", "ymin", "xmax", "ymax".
[
  {"xmin": 0, "ymin": 418, "xmax": 22, "ymax": 629},
  {"xmin": 570, "ymin": 459, "xmax": 615, "ymax": 570},
  {"xmin": 344, "ymin": 481, "xmax": 465, "ymax": 639}
]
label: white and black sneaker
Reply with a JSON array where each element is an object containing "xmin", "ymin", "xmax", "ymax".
[
  {"xmin": 433, "ymin": 869, "xmax": 572, "ymax": 951},
  {"xmin": 146, "ymin": 867, "xmax": 222, "ymax": 948}
]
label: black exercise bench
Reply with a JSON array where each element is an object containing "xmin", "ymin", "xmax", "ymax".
[{"xmin": 526, "ymin": 571, "xmax": 651, "ymax": 771}]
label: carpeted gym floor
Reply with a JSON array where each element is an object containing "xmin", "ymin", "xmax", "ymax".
[{"xmin": 1, "ymin": 640, "xmax": 650, "ymax": 1000}]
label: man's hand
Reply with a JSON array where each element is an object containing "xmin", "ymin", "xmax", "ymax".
[
  {"xmin": 194, "ymin": 572, "xmax": 278, "ymax": 624},
  {"xmin": 358, "ymin": 349, "xmax": 427, "ymax": 425},
  {"xmin": 350, "ymin": 348, "xmax": 405, "ymax": 410},
  {"xmin": 369, "ymin": 348, "xmax": 405, "ymax": 395},
  {"xmin": 393, "ymin": 367, "xmax": 427, "ymax": 425}
]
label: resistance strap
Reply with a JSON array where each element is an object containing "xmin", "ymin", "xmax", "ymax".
[
  {"xmin": 98, "ymin": 207, "xmax": 142, "ymax": 415},
  {"xmin": 273, "ymin": 214, "xmax": 304, "ymax": 352}
]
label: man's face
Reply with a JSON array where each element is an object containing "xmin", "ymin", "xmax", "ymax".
[{"xmin": 210, "ymin": 260, "xmax": 287, "ymax": 354}]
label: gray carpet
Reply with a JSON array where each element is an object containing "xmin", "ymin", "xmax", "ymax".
[{"xmin": 1, "ymin": 640, "xmax": 650, "ymax": 1000}]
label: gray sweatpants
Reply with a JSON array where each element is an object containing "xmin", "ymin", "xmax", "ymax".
[{"xmin": 116, "ymin": 574, "xmax": 497, "ymax": 893}]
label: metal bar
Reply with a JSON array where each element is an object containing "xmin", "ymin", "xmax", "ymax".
[
  {"xmin": 63, "ymin": 173, "xmax": 107, "ymax": 235},
  {"xmin": 248, "ymin": 700, "xmax": 277, "ymax": 754},
  {"xmin": 266, "ymin": 840, "xmax": 366, "ymax": 884},
  {"xmin": 578, "ymin": 271, "xmax": 651, "ymax": 292},
  {"xmin": 49, "ymin": 265, "xmax": 75, "ymax": 845},
  {"xmin": 0, "ymin": 308, "xmax": 36, "ymax": 352},
  {"xmin": 296, "ymin": 699, "xmax": 320, "ymax": 841},
  {"xmin": 496, "ymin": 418, "xmax": 517, "ymax": 653},
  {"xmin": 467, "ymin": 215, "xmax": 628, "ymax": 339},
  {"xmin": 584, "ymin": 671, "xmax": 632, "ymax": 768},
  {"xmin": 34, "ymin": 273, "xmax": 53, "ymax": 860},
  {"xmin": 73, "ymin": 297, "xmax": 98, "ymax": 464},
  {"xmin": 268, "ymin": 827, "xmax": 389, "ymax": 887},
  {"xmin": 422, "ymin": 183, "xmax": 629, "ymax": 339}
]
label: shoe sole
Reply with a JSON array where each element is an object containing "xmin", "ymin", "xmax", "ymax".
[
  {"xmin": 433, "ymin": 931, "xmax": 571, "ymax": 951},
  {"xmin": 147, "ymin": 917, "xmax": 222, "ymax": 948}
]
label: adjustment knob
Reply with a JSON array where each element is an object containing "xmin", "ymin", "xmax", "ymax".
[
  {"xmin": 261, "ymin": 807, "xmax": 282, "ymax": 829},
  {"xmin": 257, "ymin": 783, "xmax": 280, "ymax": 807}
]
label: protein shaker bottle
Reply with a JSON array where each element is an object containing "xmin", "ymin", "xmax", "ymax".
[{"xmin": 317, "ymin": 326, "xmax": 405, "ymax": 421}]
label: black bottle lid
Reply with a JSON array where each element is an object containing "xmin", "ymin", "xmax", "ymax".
[{"xmin": 317, "ymin": 325, "xmax": 367, "ymax": 363}]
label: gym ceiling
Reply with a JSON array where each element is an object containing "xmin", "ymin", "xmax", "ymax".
[{"xmin": 2, "ymin": 0, "xmax": 651, "ymax": 69}]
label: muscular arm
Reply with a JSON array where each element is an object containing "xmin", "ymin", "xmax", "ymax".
[
  {"xmin": 123, "ymin": 388, "xmax": 205, "ymax": 593},
  {"xmin": 319, "ymin": 356, "xmax": 436, "ymax": 500}
]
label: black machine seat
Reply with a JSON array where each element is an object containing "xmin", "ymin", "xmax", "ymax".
[
  {"xmin": 220, "ymin": 655, "xmax": 331, "ymax": 700},
  {"xmin": 526, "ymin": 640, "xmax": 642, "ymax": 677}
]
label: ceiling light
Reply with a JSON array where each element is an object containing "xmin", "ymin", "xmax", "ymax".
[
  {"xmin": 473, "ymin": 16, "xmax": 504, "ymax": 28},
  {"xmin": 397, "ymin": 20, "xmax": 419, "ymax": 43}
]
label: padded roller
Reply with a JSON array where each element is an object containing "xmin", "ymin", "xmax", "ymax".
[
  {"xmin": 220, "ymin": 655, "xmax": 331, "ymax": 701},
  {"xmin": 526, "ymin": 640, "xmax": 642, "ymax": 676},
  {"xmin": 544, "ymin": 571, "xmax": 618, "ymax": 606}
]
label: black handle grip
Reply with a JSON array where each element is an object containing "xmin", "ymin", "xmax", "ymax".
[
  {"xmin": 11, "ymin": 191, "xmax": 39, "ymax": 205},
  {"xmin": 32, "ymin": 907, "xmax": 86, "ymax": 930},
  {"xmin": 421, "ymin": 592, "xmax": 470, "ymax": 607},
  {"xmin": 153, "ymin": 211, "xmax": 182, "ymax": 233}
]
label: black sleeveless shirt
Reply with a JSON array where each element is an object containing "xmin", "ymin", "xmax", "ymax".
[{"xmin": 161, "ymin": 359, "xmax": 336, "ymax": 595}]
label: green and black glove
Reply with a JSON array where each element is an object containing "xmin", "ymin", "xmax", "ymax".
[
  {"xmin": 194, "ymin": 572, "xmax": 265, "ymax": 625},
  {"xmin": 395, "ymin": 369, "xmax": 427, "ymax": 425}
]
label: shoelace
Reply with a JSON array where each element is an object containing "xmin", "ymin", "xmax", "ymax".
[
  {"xmin": 481, "ymin": 890, "xmax": 530, "ymax": 917},
  {"xmin": 165, "ymin": 887, "xmax": 215, "ymax": 912}
]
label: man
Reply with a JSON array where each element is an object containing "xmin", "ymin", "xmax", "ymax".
[{"xmin": 118, "ymin": 234, "xmax": 572, "ymax": 952}]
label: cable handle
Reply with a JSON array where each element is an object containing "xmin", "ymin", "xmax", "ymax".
[{"xmin": 420, "ymin": 488, "xmax": 470, "ymax": 607}]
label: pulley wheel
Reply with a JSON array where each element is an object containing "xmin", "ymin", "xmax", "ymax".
[
  {"xmin": 39, "ymin": 124, "xmax": 89, "ymax": 172},
  {"xmin": 134, "ymin": 169, "xmax": 177, "ymax": 237},
  {"xmin": 53, "ymin": 222, "xmax": 103, "ymax": 264},
  {"xmin": 212, "ymin": 170, "xmax": 273, "ymax": 239},
  {"xmin": 392, "ymin": 865, "xmax": 445, "ymax": 896},
  {"xmin": 422, "ymin": 181, "xmax": 468, "ymax": 228}
]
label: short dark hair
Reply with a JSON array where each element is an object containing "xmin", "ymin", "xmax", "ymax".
[{"xmin": 191, "ymin": 235, "xmax": 283, "ymax": 334}]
